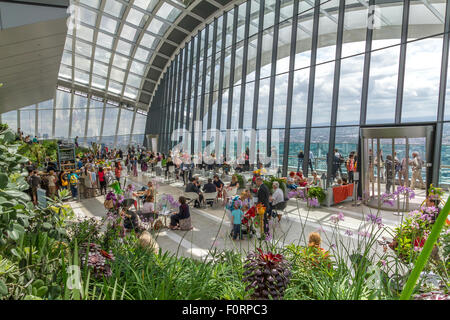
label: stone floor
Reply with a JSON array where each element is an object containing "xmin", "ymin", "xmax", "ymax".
[{"xmin": 68, "ymin": 171, "xmax": 413, "ymax": 261}]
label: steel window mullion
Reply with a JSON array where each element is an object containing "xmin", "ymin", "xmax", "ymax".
[
  {"xmin": 238, "ymin": 0, "xmax": 252, "ymax": 131},
  {"xmin": 226, "ymin": 6, "xmax": 239, "ymax": 137},
  {"xmin": 326, "ymin": 0, "xmax": 345, "ymax": 184},
  {"xmin": 175, "ymin": 54, "xmax": 183, "ymax": 133},
  {"xmin": 68, "ymin": 91, "xmax": 74, "ymax": 140},
  {"xmin": 99, "ymin": 99, "xmax": 106, "ymax": 143},
  {"xmin": 303, "ymin": 0, "xmax": 321, "ymax": 180},
  {"xmin": 200, "ymin": 25, "xmax": 209, "ymax": 132},
  {"xmin": 84, "ymin": 95, "xmax": 91, "ymax": 146},
  {"xmin": 181, "ymin": 47, "xmax": 189, "ymax": 132},
  {"xmin": 216, "ymin": 13, "xmax": 228, "ymax": 131},
  {"xmin": 129, "ymin": 106, "xmax": 137, "ymax": 146},
  {"xmin": 266, "ymin": 0, "xmax": 282, "ymax": 157},
  {"xmin": 208, "ymin": 19, "xmax": 218, "ymax": 130},
  {"xmin": 186, "ymin": 39, "xmax": 195, "ymax": 143},
  {"xmin": 35, "ymin": 105, "xmax": 38, "ymax": 138},
  {"xmin": 433, "ymin": 0, "xmax": 450, "ymax": 185},
  {"xmin": 170, "ymin": 62, "xmax": 177, "ymax": 149},
  {"xmin": 251, "ymin": 0, "xmax": 265, "ymax": 133},
  {"xmin": 282, "ymin": 0, "xmax": 300, "ymax": 177},
  {"xmin": 113, "ymin": 106, "xmax": 122, "ymax": 148},
  {"xmin": 360, "ymin": 0, "xmax": 375, "ymax": 126},
  {"xmin": 192, "ymin": 32, "xmax": 202, "ymax": 154},
  {"xmin": 395, "ymin": 0, "xmax": 411, "ymax": 124},
  {"xmin": 168, "ymin": 65, "xmax": 175, "ymax": 150}
]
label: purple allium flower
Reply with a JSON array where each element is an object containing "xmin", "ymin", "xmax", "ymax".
[
  {"xmin": 345, "ymin": 229, "xmax": 354, "ymax": 236},
  {"xmin": 380, "ymin": 260, "xmax": 386, "ymax": 267},
  {"xmin": 331, "ymin": 212, "xmax": 345, "ymax": 223},
  {"xmin": 358, "ymin": 230, "xmax": 371, "ymax": 238},
  {"xmin": 307, "ymin": 197, "xmax": 319, "ymax": 207},
  {"xmin": 330, "ymin": 243, "xmax": 336, "ymax": 249}
]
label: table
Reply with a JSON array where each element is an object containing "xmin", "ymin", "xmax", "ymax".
[{"xmin": 158, "ymin": 209, "xmax": 172, "ymax": 228}]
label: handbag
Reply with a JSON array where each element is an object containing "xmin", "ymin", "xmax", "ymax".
[{"xmin": 104, "ymin": 199, "xmax": 114, "ymax": 209}]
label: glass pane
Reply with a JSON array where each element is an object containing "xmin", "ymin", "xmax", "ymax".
[
  {"xmin": 408, "ymin": 0, "xmax": 445, "ymax": 39},
  {"xmin": 291, "ymin": 68, "xmax": 309, "ymax": 127},
  {"xmin": 257, "ymin": 78, "xmax": 270, "ymax": 129},
  {"xmin": 155, "ymin": 3, "xmax": 181, "ymax": 22},
  {"xmin": 93, "ymin": 61, "xmax": 108, "ymax": 77},
  {"xmin": 312, "ymin": 61, "xmax": 334, "ymax": 126},
  {"xmin": 91, "ymin": 75, "xmax": 107, "ymax": 89},
  {"xmin": 316, "ymin": 0, "xmax": 338, "ymax": 64},
  {"xmin": 141, "ymin": 33, "xmax": 158, "ymax": 50},
  {"xmin": 116, "ymin": 40, "xmax": 133, "ymax": 55},
  {"xmin": 38, "ymin": 109, "xmax": 53, "ymax": 138},
  {"xmin": 102, "ymin": 108, "xmax": 119, "ymax": 136},
  {"xmin": 402, "ymin": 37, "xmax": 442, "ymax": 122},
  {"xmin": 94, "ymin": 47, "xmax": 112, "ymax": 63},
  {"xmin": 276, "ymin": 19, "xmax": 292, "ymax": 74},
  {"xmin": 134, "ymin": 0, "xmax": 158, "ymax": 12},
  {"xmin": 130, "ymin": 60, "xmax": 146, "ymax": 75},
  {"xmin": 38, "ymin": 99, "xmax": 53, "ymax": 109},
  {"xmin": 243, "ymin": 82, "xmax": 255, "ymax": 129},
  {"xmin": 295, "ymin": 12, "xmax": 313, "ymax": 70},
  {"xmin": 78, "ymin": 6, "xmax": 97, "ymax": 27},
  {"xmin": 272, "ymin": 73, "xmax": 289, "ymax": 128},
  {"xmin": 440, "ymin": 122, "xmax": 450, "ymax": 185},
  {"xmin": 126, "ymin": 73, "xmax": 141, "ymax": 88},
  {"xmin": 120, "ymin": 24, "xmax": 138, "ymax": 42},
  {"xmin": 74, "ymin": 70, "xmax": 90, "ymax": 84},
  {"xmin": 86, "ymin": 107, "xmax": 103, "ymax": 137},
  {"xmin": 147, "ymin": 18, "xmax": 169, "ymax": 35},
  {"xmin": 127, "ymin": 8, "xmax": 146, "ymax": 27},
  {"xmin": 75, "ymin": 54, "xmax": 91, "ymax": 71},
  {"xmin": 108, "ymin": 81, "xmax": 123, "ymax": 95},
  {"xmin": 75, "ymin": 40, "xmax": 92, "ymax": 57},
  {"xmin": 310, "ymin": 127, "xmax": 330, "ymax": 175},
  {"xmin": 55, "ymin": 89, "xmax": 71, "ymax": 109},
  {"xmin": 372, "ymin": 0, "xmax": 404, "ymax": 50},
  {"xmin": 220, "ymin": 89, "xmax": 229, "ymax": 130},
  {"xmin": 112, "ymin": 54, "xmax": 129, "ymax": 69},
  {"xmin": 288, "ymin": 128, "xmax": 305, "ymax": 171},
  {"xmin": 71, "ymin": 108, "xmax": 87, "ymax": 138},
  {"xmin": 134, "ymin": 47, "xmax": 151, "ymax": 62},
  {"xmin": 117, "ymin": 108, "xmax": 134, "ymax": 135},
  {"xmin": 133, "ymin": 113, "xmax": 146, "ymax": 134},
  {"xmin": 20, "ymin": 110, "xmax": 35, "ymax": 137},
  {"xmin": 260, "ymin": 27, "xmax": 274, "ymax": 79},
  {"xmin": 1, "ymin": 110, "xmax": 18, "ymax": 131},
  {"xmin": 104, "ymin": 0, "xmax": 125, "ymax": 18},
  {"xmin": 54, "ymin": 109, "xmax": 69, "ymax": 138},
  {"xmin": 341, "ymin": 2, "xmax": 368, "ymax": 57},
  {"xmin": 75, "ymin": 25, "xmax": 94, "ymax": 42},
  {"xmin": 336, "ymin": 54, "xmax": 364, "ymax": 125},
  {"xmin": 366, "ymin": 45, "xmax": 399, "ymax": 124},
  {"xmin": 97, "ymin": 31, "xmax": 115, "ymax": 49},
  {"xmin": 73, "ymin": 94, "xmax": 88, "ymax": 108}
]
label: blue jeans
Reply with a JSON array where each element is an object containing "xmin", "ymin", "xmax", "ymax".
[
  {"xmin": 297, "ymin": 159, "xmax": 303, "ymax": 172},
  {"xmin": 232, "ymin": 224, "xmax": 242, "ymax": 240},
  {"xmin": 70, "ymin": 185, "xmax": 78, "ymax": 198}
]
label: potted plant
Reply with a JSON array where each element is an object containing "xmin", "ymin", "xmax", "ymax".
[{"xmin": 307, "ymin": 187, "xmax": 326, "ymax": 207}]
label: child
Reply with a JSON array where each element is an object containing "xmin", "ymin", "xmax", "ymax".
[{"xmin": 231, "ymin": 200, "xmax": 244, "ymax": 240}]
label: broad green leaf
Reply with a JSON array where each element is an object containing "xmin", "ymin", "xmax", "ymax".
[
  {"xmin": 7, "ymin": 230, "xmax": 19, "ymax": 241},
  {"xmin": 0, "ymin": 173, "xmax": 8, "ymax": 189},
  {"xmin": 0, "ymin": 279, "xmax": 8, "ymax": 296},
  {"xmin": 0, "ymin": 190, "xmax": 30, "ymax": 202},
  {"xmin": 42, "ymin": 223, "xmax": 52, "ymax": 230}
]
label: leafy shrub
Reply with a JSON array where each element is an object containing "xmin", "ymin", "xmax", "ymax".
[{"xmin": 307, "ymin": 187, "xmax": 326, "ymax": 203}]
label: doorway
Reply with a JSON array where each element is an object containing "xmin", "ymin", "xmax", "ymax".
[{"xmin": 360, "ymin": 125, "xmax": 434, "ymax": 212}]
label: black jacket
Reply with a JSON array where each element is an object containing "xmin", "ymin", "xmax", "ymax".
[
  {"xmin": 257, "ymin": 183, "xmax": 270, "ymax": 209},
  {"xmin": 203, "ymin": 183, "xmax": 217, "ymax": 193},
  {"xmin": 185, "ymin": 183, "xmax": 200, "ymax": 194}
]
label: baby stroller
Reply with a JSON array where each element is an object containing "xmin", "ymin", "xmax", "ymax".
[{"xmin": 241, "ymin": 206, "xmax": 257, "ymax": 239}]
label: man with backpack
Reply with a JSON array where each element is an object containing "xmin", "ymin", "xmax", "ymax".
[{"xmin": 68, "ymin": 170, "xmax": 79, "ymax": 199}]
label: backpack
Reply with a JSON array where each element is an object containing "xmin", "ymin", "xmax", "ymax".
[{"xmin": 70, "ymin": 174, "xmax": 78, "ymax": 185}]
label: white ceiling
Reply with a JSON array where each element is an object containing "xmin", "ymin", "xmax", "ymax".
[{"xmin": 0, "ymin": 17, "xmax": 67, "ymax": 114}]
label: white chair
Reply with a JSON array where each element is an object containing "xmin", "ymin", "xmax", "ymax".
[
  {"xmin": 226, "ymin": 187, "xmax": 237, "ymax": 199},
  {"xmin": 203, "ymin": 191, "xmax": 218, "ymax": 207},
  {"xmin": 184, "ymin": 192, "xmax": 199, "ymax": 206},
  {"xmin": 167, "ymin": 166, "xmax": 175, "ymax": 182}
]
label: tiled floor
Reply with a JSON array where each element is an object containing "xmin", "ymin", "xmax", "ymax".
[{"xmin": 68, "ymin": 172, "xmax": 409, "ymax": 260}]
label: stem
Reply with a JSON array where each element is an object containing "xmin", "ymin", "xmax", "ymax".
[{"xmin": 399, "ymin": 195, "xmax": 450, "ymax": 300}]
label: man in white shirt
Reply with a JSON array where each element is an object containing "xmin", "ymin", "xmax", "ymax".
[{"xmin": 270, "ymin": 181, "xmax": 285, "ymax": 222}]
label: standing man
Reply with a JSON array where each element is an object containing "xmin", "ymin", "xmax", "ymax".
[
  {"xmin": 410, "ymin": 152, "xmax": 424, "ymax": 190},
  {"xmin": 255, "ymin": 177, "xmax": 270, "ymax": 234},
  {"xmin": 333, "ymin": 149, "xmax": 342, "ymax": 179},
  {"xmin": 297, "ymin": 150, "xmax": 304, "ymax": 172},
  {"xmin": 308, "ymin": 150, "xmax": 314, "ymax": 173},
  {"xmin": 75, "ymin": 136, "xmax": 79, "ymax": 148}
]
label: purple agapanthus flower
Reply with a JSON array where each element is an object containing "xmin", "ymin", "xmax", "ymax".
[
  {"xmin": 331, "ymin": 212, "xmax": 345, "ymax": 223},
  {"xmin": 308, "ymin": 197, "xmax": 319, "ymax": 207},
  {"xmin": 345, "ymin": 229, "xmax": 354, "ymax": 236},
  {"xmin": 358, "ymin": 230, "xmax": 371, "ymax": 238},
  {"xmin": 366, "ymin": 213, "xmax": 382, "ymax": 226}
]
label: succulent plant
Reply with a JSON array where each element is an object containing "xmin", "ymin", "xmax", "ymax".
[
  {"xmin": 242, "ymin": 248, "xmax": 291, "ymax": 300},
  {"xmin": 413, "ymin": 291, "xmax": 450, "ymax": 300},
  {"xmin": 80, "ymin": 243, "xmax": 115, "ymax": 278}
]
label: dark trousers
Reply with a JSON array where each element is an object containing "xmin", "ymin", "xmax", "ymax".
[
  {"xmin": 170, "ymin": 214, "xmax": 181, "ymax": 227},
  {"xmin": 232, "ymin": 224, "xmax": 242, "ymax": 240},
  {"xmin": 100, "ymin": 180, "xmax": 107, "ymax": 195}
]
